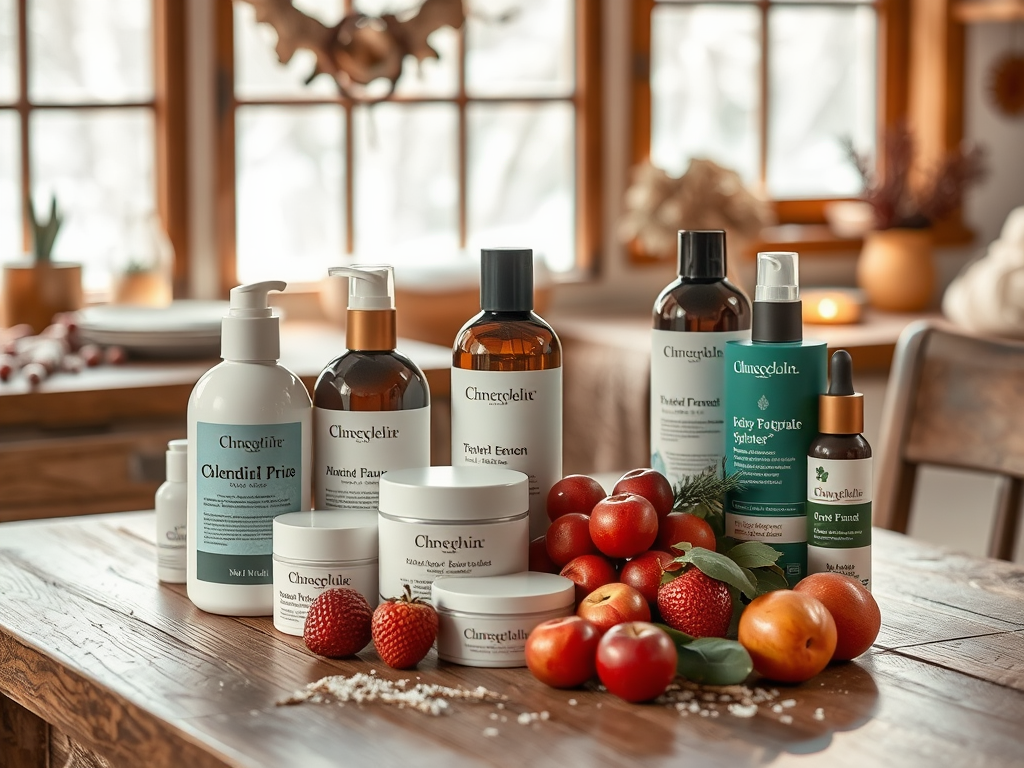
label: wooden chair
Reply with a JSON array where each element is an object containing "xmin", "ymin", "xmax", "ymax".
[{"xmin": 875, "ymin": 320, "xmax": 1024, "ymax": 560}]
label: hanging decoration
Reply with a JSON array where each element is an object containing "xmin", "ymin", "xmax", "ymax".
[{"xmin": 240, "ymin": 0, "xmax": 465, "ymax": 101}]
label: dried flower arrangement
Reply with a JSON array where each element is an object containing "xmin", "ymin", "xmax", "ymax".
[
  {"xmin": 239, "ymin": 0, "xmax": 465, "ymax": 101},
  {"xmin": 844, "ymin": 125, "xmax": 987, "ymax": 231},
  {"xmin": 619, "ymin": 159, "xmax": 774, "ymax": 259}
]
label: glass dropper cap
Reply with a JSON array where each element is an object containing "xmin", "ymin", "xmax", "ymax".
[{"xmin": 755, "ymin": 252, "xmax": 800, "ymax": 303}]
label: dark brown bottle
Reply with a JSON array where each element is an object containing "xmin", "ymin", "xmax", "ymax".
[
  {"xmin": 313, "ymin": 266, "xmax": 430, "ymax": 511},
  {"xmin": 807, "ymin": 350, "xmax": 873, "ymax": 589},
  {"xmin": 651, "ymin": 230, "xmax": 751, "ymax": 484},
  {"xmin": 451, "ymin": 248, "xmax": 562, "ymax": 538}
]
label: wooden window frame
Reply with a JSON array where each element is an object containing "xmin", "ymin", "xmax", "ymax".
[
  {"xmin": 631, "ymin": 0, "xmax": 970, "ymax": 261},
  {"xmin": 0, "ymin": 0, "xmax": 188, "ymax": 294},
  {"xmin": 212, "ymin": 0, "xmax": 602, "ymax": 296}
]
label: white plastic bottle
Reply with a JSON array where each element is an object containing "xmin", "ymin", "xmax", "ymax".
[
  {"xmin": 155, "ymin": 438, "xmax": 187, "ymax": 583},
  {"xmin": 187, "ymin": 281, "xmax": 312, "ymax": 616}
]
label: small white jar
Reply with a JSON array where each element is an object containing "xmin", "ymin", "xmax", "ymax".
[
  {"xmin": 272, "ymin": 510, "xmax": 378, "ymax": 636},
  {"xmin": 377, "ymin": 466, "xmax": 529, "ymax": 602},
  {"xmin": 432, "ymin": 572, "xmax": 575, "ymax": 668}
]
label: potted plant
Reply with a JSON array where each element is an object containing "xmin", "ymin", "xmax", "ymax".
[
  {"xmin": 2, "ymin": 196, "xmax": 82, "ymax": 332},
  {"xmin": 846, "ymin": 127, "xmax": 986, "ymax": 312}
]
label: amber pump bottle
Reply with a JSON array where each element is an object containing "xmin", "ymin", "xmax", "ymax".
[
  {"xmin": 313, "ymin": 265, "xmax": 430, "ymax": 512},
  {"xmin": 807, "ymin": 349, "xmax": 872, "ymax": 590},
  {"xmin": 451, "ymin": 247, "xmax": 562, "ymax": 538},
  {"xmin": 651, "ymin": 230, "xmax": 751, "ymax": 485}
]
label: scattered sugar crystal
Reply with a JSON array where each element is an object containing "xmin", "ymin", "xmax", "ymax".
[
  {"xmin": 496, "ymin": 703, "xmax": 505, "ymax": 710},
  {"xmin": 728, "ymin": 703, "xmax": 758, "ymax": 718},
  {"xmin": 772, "ymin": 704, "xmax": 784, "ymax": 714},
  {"xmin": 369, "ymin": 669, "xmax": 377, "ymax": 675},
  {"xmin": 813, "ymin": 708, "xmax": 825, "ymax": 721},
  {"xmin": 710, "ymin": 710, "xmax": 719, "ymax": 718},
  {"xmin": 489, "ymin": 713, "xmax": 499, "ymax": 721},
  {"xmin": 483, "ymin": 727, "xmax": 499, "ymax": 738},
  {"xmin": 781, "ymin": 699, "xmax": 796, "ymax": 708},
  {"xmin": 518, "ymin": 713, "xmax": 532, "ymax": 725},
  {"xmin": 699, "ymin": 710, "xmax": 710, "ymax": 717},
  {"xmin": 779, "ymin": 714, "xmax": 793, "ymax": 725},
  {"xmin": 568, "ymin": 699, "xmax": 577, "ymax": 706},
  {"xmin": 540, "ymin": 711, "xmax": 550, "ymax": 721}
]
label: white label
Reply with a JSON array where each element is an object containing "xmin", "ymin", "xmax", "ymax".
[
  {"xmin": 808, "ymin": 545, "xmax": 872, "ymax": 592},
  {"xmin": 450, "ymin": 368, "xmax": 562, "ymax": 538},
  {"xmin": 272, "ymin": 559, "xmax": 378, "ymax": 636},
  {"xmin": 377, "ymin": 514, "xmax": 529, "ymax": 602},
  {"xmin": 726, "ymin": 513, "xmax": 807, "ymax": 543},
  {"xmin": 315, "ymin": 407, "xmax": 430, "ymax": 511},
  {"xmin": 807, "ymin": 457, "xmax": 872, "ymax": 590},
  {"xmin": 650, "ymin": 329, "xmax": 747, "ymax": 485},
  {"xmin": 807, "ymin": 458, "xmax": 872, "ymax": 506},
  {"xmin": 436, "ymin": 609, "xmax": 571, "ymax": 668}
]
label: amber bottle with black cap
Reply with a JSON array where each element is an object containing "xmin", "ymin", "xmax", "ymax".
[
  {"xmin": 313, "ymin": 265, "xmax": 430, "ymax": 512},
  {"xmin": 451, "ymin": 247, "xmax": 562, "ymax": 538},
  {"xmin": 807, "ymin": 349, "xmax": 872, "ymax": 589}
]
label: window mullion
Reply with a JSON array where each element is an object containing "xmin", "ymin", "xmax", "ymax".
[
  {"xmin": 758, "ymin": 0, "xmax": 769, "ymax": 191},
  {"xmin": 17, "ymin": 0, "xmax": 29, "ymax": 253},
  {"xmin": 457, "ymin": 18, "xmax": 467, "ymax": 250}
]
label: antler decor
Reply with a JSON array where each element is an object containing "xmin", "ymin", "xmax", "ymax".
[{"xmin": 240, "ymin": 0, "xmax": 465, "ymax": 101}]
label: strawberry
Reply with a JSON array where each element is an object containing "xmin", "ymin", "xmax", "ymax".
[
  {"xmin": 303, "ymin": 588, "xmax": 373, "ymax": 658},
  {"xmin": 657, "ymin": 567, "xmax": 732, "ymax": 638},
  {"xmin": 372, "ymin": 585, "xmax": 439, "ymax": 669}
]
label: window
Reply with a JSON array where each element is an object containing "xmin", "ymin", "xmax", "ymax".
[
  {"xmin": 217, "ymin": 0, "xmax": 600, "ymax": 290},
  {"xmin": 634, "ymin": 0, "xmax": 899, "ymax": 226},
  {"xmin": 0, "ymin": 0, "xmax": 181, "ymax": 292}
]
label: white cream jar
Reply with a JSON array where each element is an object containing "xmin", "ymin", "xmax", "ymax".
[
  {"xmin": 432, "ymin": 572, "xmax": 575, "ymax": 668},
  {"xmin": 272, "ymin": 510, "xmax": 378, "ymax": 636},
  {"xmin": 377, "ymin": 466, "xmax": 529, "ymax": 602}
]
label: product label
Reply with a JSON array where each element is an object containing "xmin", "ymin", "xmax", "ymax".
[
  {"xmin": 436, "ymin": 610, "xmax": 571, "ymax": 667},
  {"xmin": 724, "ymin": 341, "xmax": 827, "ymax": 586},
  {"xmin": 807, "ymin": 457, "xmax": 872, "ymax": 589},
  {"xmin": 196, "ymin": 422, "xmax": 303, "ymax": 585},
  {"xmin": 650, "ymin": 329, "xmax": 747, "ymax": 485},
  {"xmin": 450, "ymin": 367, "xmax": 562, "ymax": 538},
  {"xmin": 157, "ymin": 523, "xmax": 187, "ymax": 571},
  {"xmin": 377, "ymin": 514, "xmax": 529, "ymax": 602},
  {"xmin": 314, "ymin": 407, "xmax": 429, "ymax": 511},
  {"xmin": 273, "ymin": 560, "xmax": 378, "ymax": 636}
]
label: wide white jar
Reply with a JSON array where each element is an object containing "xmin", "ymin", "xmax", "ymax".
[
  {"xmin": 272, "ymin": 510, "xmax": 378, "ymax": 636},
  {"xmin": 432, "ymin": 572, "xmax": 575, "ymax": 668},
  {"xmin": 377, "ymin": 466, "xmax": 529, "ymax": 602}
]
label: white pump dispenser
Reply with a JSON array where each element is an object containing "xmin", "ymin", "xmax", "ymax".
[
  {"xmin": 187, "ymin": 280, "xmax": 312, "ymax": 616},
  {"xmin": 329, "ymin": 266, "xmax": 394, "ymax": 311}
]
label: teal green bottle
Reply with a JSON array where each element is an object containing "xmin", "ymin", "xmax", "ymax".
[{"xmin": 724, "ymin": 252, "xmax": 827, "ymax": 586}]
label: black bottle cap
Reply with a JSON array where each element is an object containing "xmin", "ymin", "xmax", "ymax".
[
  {"xmin": 678, "ymin": 230, "xmax": 726, "ymax": 279},
  {"xmin": 828, "ymin": 349, "xmax": 856, "ymax": 396},
  {"xmin": 480, "ymin": 247, "xmax": 533, "ymax": 312}
]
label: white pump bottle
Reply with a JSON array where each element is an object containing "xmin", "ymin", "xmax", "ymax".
[{"xmin": 187, "ymin": 281, "xmax": 312, "ymax": 616}]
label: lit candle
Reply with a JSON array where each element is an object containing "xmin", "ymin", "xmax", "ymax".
[{"xmin": 802, "ymin": 289, "xmax": 864, "ymax": 325}]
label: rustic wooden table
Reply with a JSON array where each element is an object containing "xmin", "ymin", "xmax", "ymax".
[{"xmin": 1, "ymin": 513, "xmax": 1022, "ymax": 768}]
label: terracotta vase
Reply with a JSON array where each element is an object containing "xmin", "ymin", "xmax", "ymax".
[
  {"xmin": 856, "ymin": 228, "xmax": 935, "ymax": 312},
  {"xmin": 2, "ymin": 261, "xmax": 83, "ymax": 332}
]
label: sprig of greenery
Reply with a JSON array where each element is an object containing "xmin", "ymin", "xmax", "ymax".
[
  {"xmin": 672, "ymin": 466, "xmax": 742, "ymax": 512},
  {"xmin": 28, "ymin": 195, "xmax": 63, "ymax": 263}
]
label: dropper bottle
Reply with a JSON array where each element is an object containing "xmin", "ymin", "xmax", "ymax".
[
  {"xmin": 313, "ymin": 265, "xmax": 430, "ymax": 512},
  {"xmin": 723, "ymin": 252, "xmax": 828, "ymax": 586},
  {"xmin": 807, "ymin": 350, "xmax": 872, "ymax": 589}
]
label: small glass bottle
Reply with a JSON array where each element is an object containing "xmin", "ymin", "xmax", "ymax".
[
  {"xmin": 314, "ymin": 265, "xmax": 430, "ymax": 512},
  {"xmin": 807, "ymin": 350, "xmax": 873, "ymax": 589},
  {"xmin": 156, "ymin": 439, "xmax": 187, "ymax": 583},
  {"xmin": 451, "ymin": 248, "xmax": 562, "ymax": 538},
  {"xmin": 652, "ymin": 230, "xmax": 751, "ymax": 484}
]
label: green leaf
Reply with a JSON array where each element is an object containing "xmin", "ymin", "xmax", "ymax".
[
  {"xmin": 726, "ymin": 541, "xmax": 784, "ymax": 569},
  {"xmin": 751, "ymin": 567, "xmax": 790, "ymax": 596},
  {"xmin": 674, "ymin": 547, "xmax": 758, "ymax": 600},
  {"xmin": 675, "ymin": 638, "xmax": 754, "ymax": 685}
]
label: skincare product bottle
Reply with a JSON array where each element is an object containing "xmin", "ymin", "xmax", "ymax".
[
  {"xmin": 651, "ymin": 230, "xmax": 751, "ymax": 484},
  {"xmin": 155, "ymin": 438, "xmax": 187, "ymax": 583},
  {"xmin": 451, "ymin": 248, "xmax": 562, "ymax": 538},
  {"xmin": 724, "ymin": 252, "xmax": 827, "ymax": 586},
  {"xmin": 807, "ymin": 350, "xmax": 872, "ymax": 590},
  {"xmin": 314, "ymin": 265, "xmax": 430, "ymax": 511},
  {"xmin": 187, "ymin": 280, "xmax": 312, "ymax": 616}
]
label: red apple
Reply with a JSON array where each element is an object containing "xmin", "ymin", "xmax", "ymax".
[
  {"xmin": 560, "ymin": 554, "xmax": 618, "ymax": 606},
  {"xmin": 589, "ymin": 494, "xmax": 659, "ymax": 558},
  {"xmin": 619, "ymin": 550, "xmax": 675, "ymax": 605},
  {"xmin": 529, "ymin": 536, "xmax": 560, "ymax": 574},
  {"xmin": 577, "ymin": 582, "xmax": 651, "ymax": 635},
  {"xmin": 546, "ymin": 513, "xmax": 599, "ymax": 567},
  {"xmin": 525, "ymin": 616, "xmax": 601, "ymax": 688},
  {"xmin": 596, "ymin": 621, "xmax": 678, "ymax": 703},
  {"xmin": 547, "ymin": 474, "xmax": 607, "ymax": 521},
  {"xmin": 656, "ymin": 512, "xmax": 717, "ymax": 555},
  {"xmin": 613, "ymin": 468, "xmax": 675, "ymax": 520}
]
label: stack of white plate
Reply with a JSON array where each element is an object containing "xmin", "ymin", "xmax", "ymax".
[{"xmin": 77, "ymin": 301, "xmax": 228, "ymax": 358}]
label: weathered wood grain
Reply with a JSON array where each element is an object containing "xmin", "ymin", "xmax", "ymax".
[
  {"xmin": 0, "ymin": 515, "xmax": 1023, "ymax": 767},
  {"xmin": 50, "ymin": 728, "xmax": 117, "ymax": 768},
  {"xmin": 0, "ymin": 694, "xmax": 47, "ymax": 768}
]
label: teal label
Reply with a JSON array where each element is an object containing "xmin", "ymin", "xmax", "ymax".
[
  {"xmin": 724, "ymin": 339, "xmax": 827, "ymax": 586},
  {"xmin": 196, "ymin": 421, "xmax": 303, "ymax": 585}
]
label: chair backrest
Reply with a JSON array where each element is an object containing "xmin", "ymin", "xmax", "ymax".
[{"xmin": 875, "ymin": 320, "xmax": 1024, "ymax": 560}]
